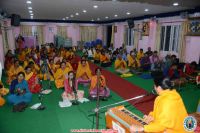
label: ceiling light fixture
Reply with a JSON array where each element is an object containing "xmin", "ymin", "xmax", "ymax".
[
  {"xmin": 105, "ymin": 16, "xmax": 109, "ymax": 19},
  {"xmin": 91, "ymin": 19, "xmax": 94, "ymax": 21},
  {"xmin": 70, "ymin": 15, "xmax": 74, "ymax": 18},
  {"xmin": 93, "ymin": 5, "xmax": 98, "ymax": 9},
  {"xmin": 173, "ymin": 2, "xmax": 179, "ymax": 6},
  {"xmin": 114, "ymin": 14, "xmax": 118, "ymax": 17},
  {"xmin": 30, "ymin": 13, "xmax": 34, "ymax": 16},
  {"xmin": 28, "ymin": 7, "xmax": 32, "ymax": 10},
  {"xmin": 26, "ymin": 1, "xmax": 32, "ymax": 4},
  {"xmin": 75, "ymin": 13, "xmax": 79, "ymax": 16},
  {"xmin": 30, "ymin": 16, "xmax": 33, "ymax": 19},
  {"xmin": 126, "ymin": 12, "xmax": 131, "ymax": 15},
  {"xmin": 83, "ymin": 10, "xmax": 87, "ymax": 13},
  {"xmin": 29, "ymin": 10, "xmax": 33, "ymax": 13},
  {"xmin": 97, "ymin": 18, "xmax": 100, "ymax": 21},
  {"xmin": 66, "ymin": 17, "xmax": 69, "ymax": 19},
  {"xmin": 144, "ymin": 9, "xmax": 149, "ymax": 12}
]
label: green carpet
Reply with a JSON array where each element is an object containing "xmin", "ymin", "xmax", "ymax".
[
  {"xmin": 0, "ymin": 80, "xmax": 143, "ymax": 133},
  {"xmin": 0, "ymin": 52, "xmax": 200, "ymax": 132}
]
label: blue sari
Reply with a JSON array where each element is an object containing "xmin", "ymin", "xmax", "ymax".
[{"xmin": 7, "ymin": 79, "xmax": 32, "ymax": 105}]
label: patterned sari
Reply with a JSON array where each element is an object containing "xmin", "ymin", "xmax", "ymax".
[{"xmin": 25, "ymin": 72, "xmax": 41, "ymax": 93}]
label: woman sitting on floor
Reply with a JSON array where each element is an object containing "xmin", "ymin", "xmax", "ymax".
[
  {"xmin": 54, "ymin": 61, "xmax": 73, "ymax": 89},
  {"xmin": 140, "ymin": 53, "xmax": 151, "ymax": 71},
  {"xmin": 168, "ymin": 63, "xmax": 187, "ymax": 87},
  {"xmin": 137, "ymin": 48, "xmax": 144, "ymax": 61},
  {"xmin": 115, "ymin": 54, "xmax": 129, "ymax": 74},
  {"xmin": 62, "ymin": 71, "xmax": 84, "ymax": 101},
  {"xmin": 93, "ymin": 49, "xmax": 101, "ymax": 63},
  {"xmin": 100, "ymin": 51, "xmax": 112, "ymax": 67},
  {"xmin": 89, "ymin": 68, "xmax": 110, "ymax": 100},
  {"xmin": 28, "ymin": 61, "xmax": 40, "ymax": 74},
  {"xmin": 183, "ymin": 61, "xmax": 199, "ymax": 81},
  {"xmin": 7, "ymin": 72, "xmax": 32, "ymax": 105},
  {"xmin": 76, "ymin": 59, "xmax": 92, "ymax": 88},
  {"xmin": 127, "ymin": 51, "xmax": 141, "ymax": 71},
  {"xmin": 25, "ymin": 66, "xmax": 41, "ymax": 93},
  {"xmin": 0, "ymin": 81, "xmax": 9, "ymax": 107},
  {"xmin": 149, "ymin": 51, "xmax": 161, "ymax": 71},
  {"xmin": 7, "ymin": 59, "xmax": 25, "ymax": 85}
]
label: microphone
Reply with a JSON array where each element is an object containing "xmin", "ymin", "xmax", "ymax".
[{"xmin": 89, "ymin": 92, "xmax": 152, "ymax": 114}]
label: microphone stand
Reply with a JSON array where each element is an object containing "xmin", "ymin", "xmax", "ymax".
[
  {"xmin": 38, "ymin": 80, "xmax": 45, "ymax": 110},
  {"xmin": 96, "ymin": 70, "xmax": 101, "ymax": 129},
  {"xmin": 93, "ymin": 94, "xmax": 147, "ymax": 113},
  {"xmin": 72, "ymin": 80, "xmax": 79, "ymax": 105}
]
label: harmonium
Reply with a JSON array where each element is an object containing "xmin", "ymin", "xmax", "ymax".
[{"xmin": 106, "ymin": 106, "xmax": 146, "ymax": 133}]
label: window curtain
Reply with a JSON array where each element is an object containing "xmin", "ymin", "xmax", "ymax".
[
  {"xmin": 20, "ymin": 25, "xmax": 33, "ymax": 36},
  {"xmin": 123, "ymin": 26, "xmax": 128, "ymax": 46},
  {"xmin": 155, "ymin": 23, "xmax": 161, "ymax": 52},
  {"xmin": 35, "ymin": 25, "xmax": 44, "ymax": 45},
  {"xmin": 80, "ymin": 26, "xmax": 97, "ymax": 42},
  {"xmin": 178, "ymin": 21, "xmax": 187, "ymax": 62},
  {"xmin": 133, "ymin": 24, "xmax": 139, "ymax": 50},
  {"xmin": 57, "ymin": 26, "xmax": 68, "ymax": 39},
  {"xmin": 110, "ymin": 25, "xmax": 115, "ymax": 47}
]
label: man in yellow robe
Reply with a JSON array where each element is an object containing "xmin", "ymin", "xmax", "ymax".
[
  {"xmin": 93, "ymin": 49, "xmax": 101, "ymax": 63},
  {"xmin": 115, "ymin": 55, "xmax": 129, "ymax": 74},
  {"xmin": 7, "ymin": 60, "xmax": 25, "ymax": 85},
  {"xmin": 100, "ymin": 51, "xmax": 112, "ymax": 67},
  {"xmin": 130, "ymin": 71, "xmax": 189, "ymax": 133},
  {"xmin": 137, "ymin": 48, "xmax": 144, "ymax": 61},
  {"xmin": 54, "ymin": 62, "xmax": 73, "ymax": 89},
  {"xmin": 127, "ymin": 51, "xmax": 141, "ymax": 69},
  {"xmin": 76, "ymin": 59, "xmax": 92, "ymax": 89}
]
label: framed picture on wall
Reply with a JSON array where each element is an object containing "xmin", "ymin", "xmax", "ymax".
[
  {"xmin": 142, "ymin": 22, "xmax": 149, "ymax": 36},
  {"xmin": 186, "ymin": 17, "xmax": 200, "ymax": 36}
]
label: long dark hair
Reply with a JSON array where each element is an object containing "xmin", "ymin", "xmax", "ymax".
[
  {"xmin": 151, "ymin": 71, "xmax": 173, "ymax": 90},
  {"xmin": 68, "ymin": 71, "xmax": 75, "ymax": 89}
]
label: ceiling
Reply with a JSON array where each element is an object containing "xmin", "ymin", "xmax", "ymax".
[{"xmin": 0, "ymin": 0, "xmax": 200, "ymax": 21}]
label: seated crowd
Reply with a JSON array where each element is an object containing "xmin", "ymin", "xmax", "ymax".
[
  {"xmin": 0, "ymin": 44, "xmax": 111, "ymax": 109},
  {"xmin": 0, "ymin": 43, "xmax": 199, "ymax": 111},
  {"xmin": 83, "ymin": 46, "xmax": 200, "ymax": 85}
]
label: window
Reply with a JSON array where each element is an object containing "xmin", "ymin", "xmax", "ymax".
[
  {"xmin": 125, "ymin": 27, "xmax": 134, "ymax": 46},
  {"xmin": 160, "ymin": 25, "xmax": 180, "ymax": 52}
]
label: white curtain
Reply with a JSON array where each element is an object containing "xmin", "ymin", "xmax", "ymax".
[
  {"xmin": 178, "ymin": 21, "xmax": 187, "ymax": 62},
  {"xmin": 133, "ymin": 24, "xmax": 139, "ymax": 50},
  {"xmin": 155, "ymin": 23, "xmax": 161, "ymax": 52},
  {"xmin": 110, "ymin": 25, "xmax": 115, "ymax": 47},
  {"xmin": 20, "ymin": 25, "xmax": 33, "ymax": 36},
  {"xmin": 123, "ymin": 26, "xmax": 128, "ymax": 46},
  {"xmin": 57, "ymin": 26, "xmax": 68, "ymax": 38},
  {"xmin": 35, "ymin": 25, "xmax": 44, "ymax": 45},
  {"xmin": 80, "ymin": 26, "xmax": 97, "ymax": 42}
]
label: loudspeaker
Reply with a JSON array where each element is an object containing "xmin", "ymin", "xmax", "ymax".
[
  {"xmin": 127, "ymin": 19, "xmax": 134, "ymax": 29},
  {"xmin": 11, "ymin": 14, "xmax": 21, "ymax": 26}
]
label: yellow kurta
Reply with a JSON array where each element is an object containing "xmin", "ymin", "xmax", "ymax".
[
  {"xmin": 90, "ymin": 75, "xmax": 106, "ymax": 91},
  {"xmin": 114, "ymin": 59, "xmax": 127, "ymax": 70},
  {"xmin": 137, "ymin": 52, "xmax": 144, "ymax": 60},
  {"xmin": 94, "ymin": 52, "xmax": 100, "ymax": 61},
  {"xmin": 76, "ymin": 62, "xmax": 92, "ymax": 79},
  {"xmin": 7, "ymin": 65, "xmax": 25, "ymax": 84},
  {"xmin": 100, "ymin": 54, "xmax": 110, "ymax": 63},
  {"xmin": 0, "ymin": 82, "xmax": 9, "ymax": 107},
  {"xmin": 23, "ymin": 59, "xmax": 35, "ymax": 68},
  {"xmin": 127, "ymin": 55, "xmax": 141, "ymax": 68},
  {"xmin": 144, "ymin": 89, "xmax": 189, "ymax": 133},
  {"xmin": 54, "ymin": 66, "xmax": 72, "ymax": 89}
]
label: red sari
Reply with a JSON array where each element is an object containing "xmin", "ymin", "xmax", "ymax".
[{"xmin": 25, "ymin": 72, "xmax": 41, "ymax": 93}]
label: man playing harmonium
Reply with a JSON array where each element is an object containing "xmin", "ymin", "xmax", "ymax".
[{"xmin": 130, "ymin": 71, "xmax": 189, "ymax": 133}]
